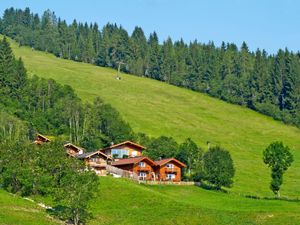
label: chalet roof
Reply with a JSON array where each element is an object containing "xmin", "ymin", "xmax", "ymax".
[
  {"xmin": 154, "ymin": 158, "xmax": 186, "ymax": 168},
  {"xmin": 36, "ymin": 133, "xmax": 51, "ymax": 142},
  {"xmin": 100, "ymin": 141, "xmax": 146, "ymax": 152},
  {"xmin": 76, "ymin": 150, "xmax": 112, "ymax": 160},
  {"xmin": 64, "ymin": 143, "xmax": 85, "ymax": 152},
  {"xmin": 112, "ymin": 156, "xmax": 155, "ymax": 166}
]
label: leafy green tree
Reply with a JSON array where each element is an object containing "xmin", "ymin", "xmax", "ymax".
[
  {"xmin": 203, "ymin": 146, "xmax": 235, "ymax": 190},
  {"xmin": 54, "ymin": 171, "xmax": 99, "ymax": 225},
  {"xmin": 144, "ymin": 136, "xmax": 179, "ymax": 160},
  {"xmin": 263, "ymin": 141, "xmax": 294, "ymax": 197},
  {"xmin": 176, "ymin": 138, "xmax": 203, "ymax": 177}
]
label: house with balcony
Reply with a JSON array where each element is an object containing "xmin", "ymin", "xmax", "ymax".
[
  {"xmin": 76, "ymin": 150, "xmax": 112, "ymax": 176},
  {"xmin": 64, "ymin": 143, "xmax": 85, "ymax": 156},
  {"xmin": 111, "ymin": 156, "xmax": 156, "ymax": 180},
  {"xmin": 100, "ymin": 141, "xmax": 146, "ymax": 159},
  {"xmin": 154, "ymin": 158, "xmax": 186, "ymax": 182}
]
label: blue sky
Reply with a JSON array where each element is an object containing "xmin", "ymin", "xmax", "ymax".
[{"xmin": 0, "ymin": 0, "xmax": 299, "ymax": 53}]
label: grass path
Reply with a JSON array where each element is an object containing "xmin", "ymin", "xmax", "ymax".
[{"xmin": 4, "ymin": 36, "xmax": 300, "ymax": 197}]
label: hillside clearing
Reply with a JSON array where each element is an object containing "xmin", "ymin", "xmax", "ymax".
[{"xmin": 4, "ymin": 36, "xmax": 300, "ymax": 197}]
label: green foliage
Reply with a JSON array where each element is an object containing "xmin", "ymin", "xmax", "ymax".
[
  {"xmin": 0, "ymin": 140, "xmax": 99, "ymax": 224},
  {"xmin": 54, "ymin": 171, "xmax": 99, "ymax": 225},
  {"xmin": 176, "ymin": 138, "xmax": 203, "ymax": 178},
  {"xmin": 144, "ymin": 136, "xmax": 179, "ymax": 160},
  {"xmin": 6, "ymin": 34, "xmax": 300, "ymax": 196},
  {"xmin": 0, "ymin": 38, "xmax": 134, "ymax": 149},
  {"xmin": 2, "ymin": 7, "xmax": 300, "ymax": 128},
  {"xmin": 203, "ymin": 146, "xmax": 235, "ymax": 190},
  {"xmin": 263, "ymin": 142, "xmax": 294, "ymax": 196}
]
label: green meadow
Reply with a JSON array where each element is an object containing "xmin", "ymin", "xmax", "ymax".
[
  {"xmin": 0, "ymin": 189, "xmax": 60, "ymax": 225},
  {"xmin": 2, "ymin": 177, "xmax": 300, "ymax": 225},
  {"xmin": 38, "ymin": 177, "xmax": 300, "ymax": 225},
  {"xmin": 4, "ymin": 36, "xmax": 300, "ymax": 198}
]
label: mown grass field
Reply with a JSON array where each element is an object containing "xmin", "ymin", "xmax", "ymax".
[
  {"xmin": 30, "ymin": 177, "xmax": 300, "ymax": 225},
  {"xmin": 3, "ymin": 177, "xmax": 300, "ymax": 225},
  {"xmin": 88, "ymin": 177, "xmax": 300, "ymax": 225},
  {"xmin": 0, "ymin": 189, "xmax": 60, "ymax": 225},
  {"xmin": 4, "ymin": 36, "xmax": 300, "ymax": 198}
]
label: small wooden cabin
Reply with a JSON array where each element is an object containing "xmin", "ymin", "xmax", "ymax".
[
  {"xmin": 64, "ymin": 143, "xmax": 84, "ymax": 156},
  {"xmin": 34, "ymin": 134, "xmax": 51, "ymax": 145},
  {"xmin": 154, "ymin": 158, "xmax": 186, "ymax": 182},
  {"xmin": 112, "ymin": 156, "xmax": 156, "ymax": 180},
  {"xmin": 100, "ymin": 141, "xmax": 146, "ymax": 159},
  {"xmin": 76, "ymin": 151, "xmax": 112, "ymax": 176}
]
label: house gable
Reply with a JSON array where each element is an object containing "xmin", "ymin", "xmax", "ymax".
[{"xmin": 100, "ymin": 141, "xmax": 146, "ymax": 158}]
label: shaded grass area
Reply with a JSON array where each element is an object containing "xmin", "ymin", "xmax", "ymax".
[
  {"xmin": 2, "ymin": 36, "xmax": 300, "ymax": 197},
  {"xmin": 0, "ymin": 189, "xmax": 60, "ymax": 225}
]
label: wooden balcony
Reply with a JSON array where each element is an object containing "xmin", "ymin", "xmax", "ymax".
[
  {"xmin": 87, "ymin": 162, "xmax": 107, "ymax": 167},
  {"xmin": 165, "ymin": 167, "xmax": 178, "ymax": 173},
  {"xmin": 137, "ymin": 166, "xmax": 151, "ymax": 171}
]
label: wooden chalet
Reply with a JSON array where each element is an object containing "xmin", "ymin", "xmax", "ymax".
[
  {"xmin": 112, "ymin": 156, "xmax": 156, "ymax": 180},
  {"xmin": 76, "ymin": 151, "xmax": 112, "ymax": 176},
  {"xmin": 64, "ymin": 143, "xmax": 84, "ymax": 156},
  {"xmin": 100, "ymin": 141, "xmax": 146, "ymax": 159},
  {"xmin": 34, "ymin": 133, "xmax": 51, "ymax": 145},
  {"xmin": 154, "ymin": 158, "xmax": 186, "ymax": 182}
]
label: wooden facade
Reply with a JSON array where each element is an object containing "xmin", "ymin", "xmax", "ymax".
[
  {"xmin": 112, "ymin": 157, "xmax": 156, "ymax": 180},
  {"xmin": 34, "ymin": 133, "xmax": 51, "ymax": 145},
  {"xmin": 100, "ymin": 141, "xmax": 145, "ymax": 159},
  {"xmin": 112, "ymin": 156, "xmax": 186, "ymax": 182},
  {"xmin": 76, "ymin": 151, "xmax": 112, "ymax": 176},
  {"xmin": 154, "ymin": 158, "xmax": 186, "ymax": 182},
  {"xmin": 64, "ymin": 143, "xmax": 84, "ymax": 156}
]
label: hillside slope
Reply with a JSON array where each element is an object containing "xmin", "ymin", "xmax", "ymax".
[
  {"xmin": 0, "ymin": 190, "xmax": 60, "ymax": 225},
  {"xmin": 5, "ymin": 37, "xmax": 300, "ymax": 197},
  {"xmin": 2, "ymin": 177, "xmax": 300, "ymax": 225},
  {"xmin": 87, "ymin": 177, "xmax": 300, "ymax": 225}
]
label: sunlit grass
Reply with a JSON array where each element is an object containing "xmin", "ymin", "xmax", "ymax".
[{"xmin": 3, "ymin": 36, "xmax": 300, "ymax": 197}]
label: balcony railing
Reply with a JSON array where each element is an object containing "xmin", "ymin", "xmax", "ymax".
[
  {"xmin": 165, "ymin": 167, "xmax": 178, "ymax": 173},
  {"xmin": 137, "ymin": 166, "xmax": 151, "ymax": 171},
  {"xmin": 88, "ymin": 162, "xmax": 107, "ymax": 167}
]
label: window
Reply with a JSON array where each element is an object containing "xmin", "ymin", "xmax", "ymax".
[
  {"xmin": 132, "ymin": 151, "xmax": 138, "ymax": 157},
  {"xmin": 111, "ymin": 149, "xmax": 129, "ymax": 158},
  {"xmin": 91, "ymin": 157, "xmax": 98, "ymax": 162},
  {"xmin": 139, "ymin": 172, "xmax": 147, "ymax": 180},
  {"xmin": 139, "ymin": 162, "xmax": 146, "ymax": 167},
  {"xmin": 166, "ymin": 163, "xmax": 174, "ymax": 168},
  {"xmin": 166, "ymin": 174, "xmax": 175, "ymax": 180}
]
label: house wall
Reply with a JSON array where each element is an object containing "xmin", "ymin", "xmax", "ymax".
[
  {"xmin": 104, "ymin": 144, "xmax": 143, "ymax": 158},
  {"xmin": 66, "ymin": 146, "xmax": 82, "ymax": 156},
  {"xmin": 113, "ymin": 164, "xmax": 134, "ymax": 172},
  {"xmin": 155, "ymin": 162, "xmax": 182, "ymax": 182},
  {"xmin": 133, "ymin": 160, "xmax": 155, "ymax": 181},
  {"xmin": 84, "ymin": 154, "xmax": 111, "ymax": 176},
  {"xmin": 113, "ymin": 159, "xmax": 155, "ymax": 180}
]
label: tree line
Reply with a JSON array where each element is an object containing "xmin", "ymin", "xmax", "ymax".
[
  {"xmin": 0, "ymin": 36, "xmax": 236, "ymax": 224},
  {"xmin": 0, "ymin": 7, "xmax": 299, "ymax": 128}
]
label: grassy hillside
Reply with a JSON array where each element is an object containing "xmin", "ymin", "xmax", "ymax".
[
  {"xmin": 79, "ymin": 177, "xmax": 300, "ymax": 224},
  {"xmin": 0, "ymin": 189, "xmax": 60, "ymax": 225},
  {"xmin": 5, "ymin": 36, "xmax": 300, "ymax": 197},
  {"xmin": 3, "ymin": 177, "xmax": 300, "ymax": 225}
]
